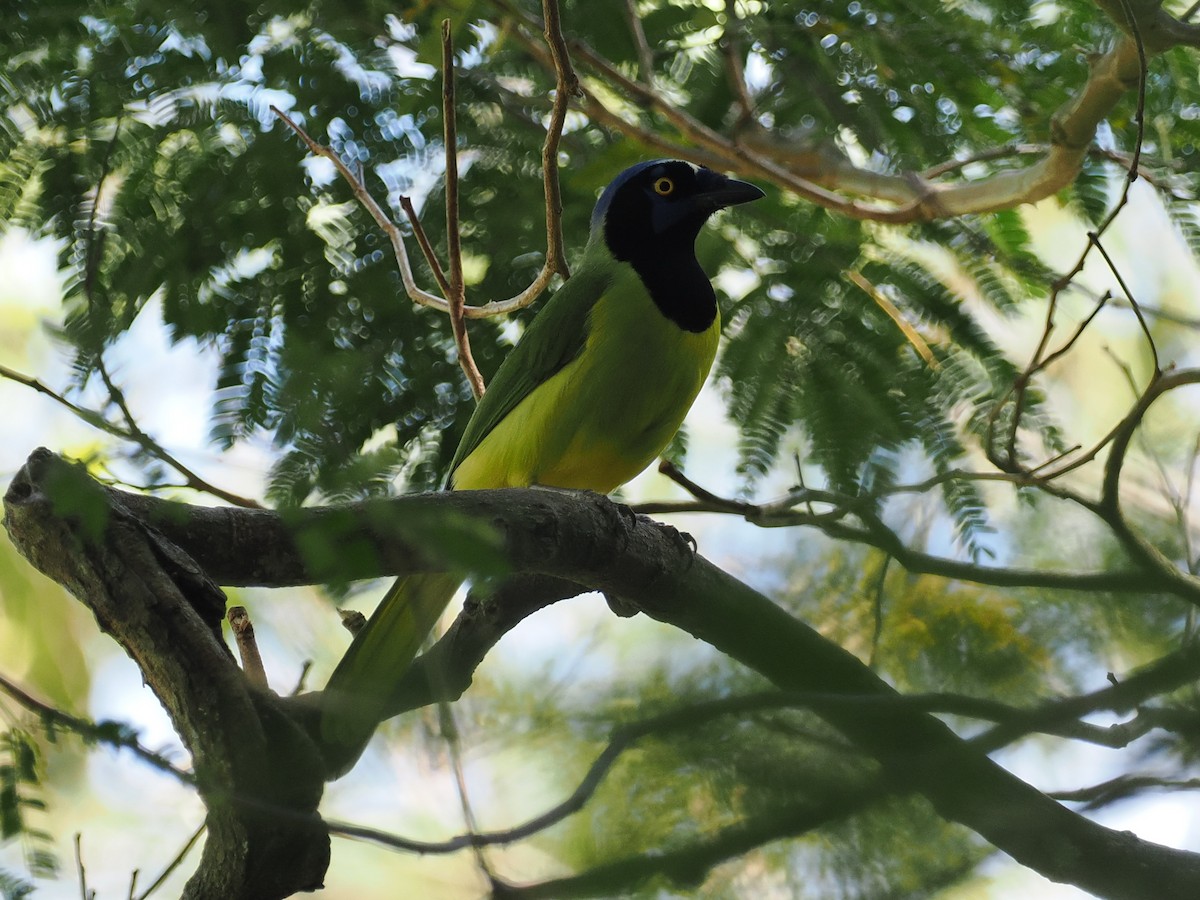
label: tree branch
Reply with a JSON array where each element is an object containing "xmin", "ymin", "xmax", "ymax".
[
  {"xmin": 491, "ymin": 789, "xmax": 876, "ymax": 898},
  {"xmin": 0, "ymin": 672, "xmax": 193, "ymax": 784},
  {"xmin": 492, "ymin": 0, "xmax": 1195, "ymax": 223},
  {"xmin": 0, "ymin": 362, "xmax": 260, "ymax": 509},
  {"xmin": 2, "ymin": 450, "xmax": 328, "ymax": 899},
  {"xmin": 645, "ymin": 461, "xmax": 1191, "ymax": 597},
  {"xmin": 440, "ymin": 20, "xmax": 486, "ymax": 399},
  {"xmin": 538, "ymin": 0, "xmax": 576, "ymax": 279},
  {"xmin": 11, "ymin": 448, "xmax": 1200, "ymax": 899}
]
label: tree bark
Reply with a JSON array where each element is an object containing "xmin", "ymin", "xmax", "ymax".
[
  {"xmin": 3, "ymin": 449, "xmax": 329, "ymax": 899},
  {"xmin": 7, "ymin": 446, "xmax": 1200, "ymax": 899}
]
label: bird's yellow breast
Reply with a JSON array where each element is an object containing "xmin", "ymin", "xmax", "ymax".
[{"xmin": 451, "ymin": 265, "xmax": 719, "ymax": 493}]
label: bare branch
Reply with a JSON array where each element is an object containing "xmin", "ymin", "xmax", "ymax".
[
  {"xmin": 329, "ymin": 693, "xmax": 832, "ymax": 855},
  {"xmin": 274, "ymin": 16, "xmax": 575, "ymax": 326},
  {"xmin": 1089, "ymin": 233, "xmax": 1160, "ymax": 375},
  {"xmin": 441, "ymin": 20, "xmax": 486, "ymax": 399},
  {"xmin": 228, "ymin": 606, "xmax": 269, "ymax": 690},
  {"xmin": 398, "ymin": 194, "xmax": 452, "ymax": 298},
  {"xmin": 76, "ymin": 834, "xmax": 94, "ymax": 900},
  {"xmin": 990, "ymin": 2, "xmax": 1154, "ymax": 477},
  {"xmin": 539, "ymin": 0, "xmax": 576, "ymax": 279},
  {"xmin": 0, "ymin": 362, "xmax": 261, "ymax": 509},
  {"xmin": 438, "ymin": 699, "xmax": 495, "ymax": 880},
  {"xmin": 1052, "ymin": 775, "xmax": 1200, "ymax": 810},
  {"xmin": 973, "ymin": 641, "xmax": 1200, "ymax": 752},
  {"xmin": 489, "ymin": 789, "xmax": 875, "ymax": 898},
  {"xmin": 132, "ymin": 824, "xmax": 206, "ymax": 900},
  {"xmin": 491, "ymin": 0, "xmax": 1193, "ymax": 224},
  {"xmin": 721, "ymin": 0, "xmax": 755, "ymax": 124},
  {"xmin": 271, "ymin": 106, "xmax": 447, "ymax": 311},
  {"xmin": 0, "ymin": 672, "xmax": 193, "ymax": 783},
  {"xmin": 622, "ymin": 0, "xmax": 655, "ymax": 83},
  {"xmin": 645, "ymin": 463, "xmax": 1186, "ymax": 597}
]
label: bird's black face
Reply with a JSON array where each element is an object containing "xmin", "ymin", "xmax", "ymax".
[
  {"xmin": 595, "ymin": 159, "xmax": 763, "ymax": 333},
  {"xmin": 599, "ymin": 161, "xmax": 764, "ymax": 263}
]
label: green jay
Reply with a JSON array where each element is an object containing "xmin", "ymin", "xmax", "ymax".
[{"xmin": 321, "ymin": 159, "xmax": 763, "ymax": 767}]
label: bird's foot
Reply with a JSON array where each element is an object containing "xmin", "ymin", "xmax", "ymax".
[{"xmin": 655, "ymin": 519, "xmax": 698, "ymax": 571}]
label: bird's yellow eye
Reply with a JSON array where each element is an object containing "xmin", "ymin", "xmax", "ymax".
[{"xmin": 653, "ymin": 177, "xmax": 675, "ymax": 196}]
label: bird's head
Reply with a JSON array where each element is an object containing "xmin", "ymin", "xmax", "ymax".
[{"xmin": 591, "ymin": 159, "xmax": 764, "ymax": 262}]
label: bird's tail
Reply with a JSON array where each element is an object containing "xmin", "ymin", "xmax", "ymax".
[{"xmin": 320, "ymin": 572, "xmax": 461, "ymax": 772}]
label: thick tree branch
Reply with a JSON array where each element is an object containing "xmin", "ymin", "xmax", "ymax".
[
  {"xmin": 10, "ymin": 448, "xmax": 1200, "ymax": 899},
  {"xmin": 2, "ymin": 450, "xmax": 328, "ymax": 900}
]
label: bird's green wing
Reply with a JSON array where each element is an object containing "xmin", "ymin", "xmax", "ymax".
[{"xmin": 447, "ymin": 254, "xmax": 612, "ymax": 480}]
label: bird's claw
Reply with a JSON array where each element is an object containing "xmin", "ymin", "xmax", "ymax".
[{"xmin": 659, "ymin": 522, "xmax": 698, "ymax": 571}]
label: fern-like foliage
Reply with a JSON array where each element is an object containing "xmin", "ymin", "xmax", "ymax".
[
  {"xmin": 0, "ymin": 871, "xmax": 34, "ymax": 900},
  {"xmin": 1071, "ymin": 155, "xmax": 1114, "ymax": 227},
  {"xmin": 717, "ymin": 196, "xmax": 1049, "ymax": 552},
  {"xmin": 0, "ymin": 731, "xmax": 56, "ymax": 886}
]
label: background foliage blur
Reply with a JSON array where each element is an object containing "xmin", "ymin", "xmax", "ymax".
[{"xmin": 3, "ymin": 0, "xmax": 1200, "ymax": 896}]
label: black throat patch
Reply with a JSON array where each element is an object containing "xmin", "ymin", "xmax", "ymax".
[
  {"xmin": 624, "ymin": 247, "xmax": 717, "ymax": 333},
  {"xmin": 603, "ymin": 206, "xmax": 718, "ymax": 334}
]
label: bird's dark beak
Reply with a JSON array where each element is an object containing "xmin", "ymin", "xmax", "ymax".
[{"xmin": 694, "ymin": 169, "xmax": 766, "ymax": 210}]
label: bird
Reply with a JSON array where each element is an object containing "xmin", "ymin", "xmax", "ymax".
[{"xmin": 320, "ymin": 159, "xmax": 764, "ymax": 769}]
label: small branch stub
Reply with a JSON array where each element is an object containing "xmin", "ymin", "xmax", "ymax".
[{"xmin": 228, "ymin": 606, "xmax": 269, "ymax": 690}]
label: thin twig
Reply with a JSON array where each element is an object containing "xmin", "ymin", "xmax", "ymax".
[
  {"xmin": 989, "ymin": 0, "xmax": 1154, "ymax": 475},
  {"xmin": 76, "ymin": 834, "xmax": 94, "ymax": 900},
  {"xmin": 99, "ymin": 360, "xmax": 264, "ymax": 508},
  {"xmin": 1089, "ymin": 233, "xmax": 1161, "ymax": 375},
  {"xmin": 0, "ymin": 672, "xmax": 193, "ymax": 783},
  {"xmin": 0, "ymin": 362, "xmax": 260, "ymax": 508},
  {"xmin": 657, "ymin": 459, "xmax": 755, "ymax": 514},
  {"xmin": 1096, "ymin": 371, "xmax": 1200, "ymax": 587},
  {"xmin": 441, "ymin": 20, "xmax": 486, "ymax": 399},
  {"xmin": 273, "ymin": 99, "xmax": 560, "ymax": 321},
  {"xmin": 326, "ymin": 679, "xmax": 1194, "ymax": 859},
  {"xmin": 867, "ymin": 554, "xmax": 891, "ymax": 670},
  {"xmin": 540, "ymin": 0, "xmax": 576, "ymax": 278},
  {"xmin": 0, "ymin": 362, "xmax": 115, "ymax": 433},
  {"xmin": 328, "ymin": 692, "xmax": 828, "ymax": 855},
  {"xmin": 489, "ymin": 788, "xmax": 877, "ymax": 898},
  {"xmin": 1050, "ymin": 775, "xmax": 1200, "ymax": 809},
  {"xmin": 272, "ymin": 105, "xmax": 446, "ymax": 310},
  {"xmin": 638, "ymin": 461, "xmax": 1197, "ymax": 598},
  {"xmin": 133, "ymin": 824, "xmax": 207, "ymax": 900},
  {"xmin": 438, "ymin": 701, "xmax": 495, "ymax": 880},
  {"xmin": 623, "ymin": 0, "xmax": 655, "ymax": 84},
  {"xmin": 722, "ymin": 0, "xmax": 754, "ymax": 123},
  {"xmin": 398, "ymin": 194, "xmax": 452, "ymax": 298},
  {"xmin": 291, "ymin": 660, "xmax": 313, "ymax": 696}
]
